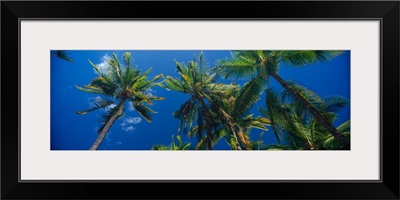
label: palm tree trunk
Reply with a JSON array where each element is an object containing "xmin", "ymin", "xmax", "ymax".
[
  {"xmin": 198, "ymin": 98, "xmax": 213, "ymax": 150},
  {"xmin": 237, "ymin": 126, "xmax": 252, "ymax": 150},
  {"xmin": 227, "ymin": 122, "xmax": 242, "ymax": 150},
  {"xmin": 270, "ymin": 72, "xmax": 349, "ymax": 148},
  {"xmin": 90, "ymin": 101, "xmax": 125, "ymax": 150}
]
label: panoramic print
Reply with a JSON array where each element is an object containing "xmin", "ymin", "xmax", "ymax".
[{"xmin": 51, "ymin": 50, "xmax": 350, "ymax": 150}]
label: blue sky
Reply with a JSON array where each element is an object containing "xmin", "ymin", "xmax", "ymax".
[{"xmin": 51, "ymin": 50, "xmax": 350, "ymax": 150}]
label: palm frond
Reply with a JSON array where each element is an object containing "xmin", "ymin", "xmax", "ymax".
[
  {"xmin": 322, "ymin": 132, "xmax": 350, "ymax": 150},
  {"xmin": 231, "ymin": 50, "xmax": 263, "ymax": 64},
  {"xmin": 131, "ymin": 68, "xmax": 152, "ymax": 89},
  {"xmin": 174, "ymin": 60, "xmax": 188, "ymax": 76},
  {"xmin": 89, "ymin": 76, "xmax": 119, "ymax": 96},
  {"xmin": 122, "ymin": 52, "xmax": 132, "ymax": 67},
  {"xmin": 266, "ymin": 144, "xmax": 293, "ymax": 150},
  {"xmin": 337, "ymin": 120, "xmax": 350, "ymax": 132},
  {"xmin": 131, "ymin": 91, "xmax": 165, "ymax": 105},
  {"xmin": 323, "ymin": 96, "xmax": 349, "ymax": 113},
  {"xmin": 216, "ymin": 58, "xmax": 258, "ymax": 79},
  {"xmin": 263, "ymin": 88, "xmax": 283, "ymax": 144},
  {"xmin": 207, "ymin": 83, "xmax": 240, "ymax": 98},
  {"xmin": 132, "ymin": 74, "xmax": 164, "ymax": 92},
  {"xmin": 249, "ymin": 117, "xmax": 271, "ymax": 130},
  {"xmin": 187, "ymin": 125, "xmax": 199, "ymax": 138},
  {"xmin": 110, "ymin": 53, "xmax": 122, "ymax": 74},
  {"xmin": 151, "ymin": 144, "xmax": 171, "ymax": 150},
  {"xmin": 173, "ymin": 98, "xmax": 198, "ymax": 132},
  {"xmin": 132, "ymin": 102, "xmax": 156, "ymax": 122},
  {"xmin": 163, "ymin": 76, "xmax": 185, "ymax": 92},
  {"xmin": 142, "ymin": 74, "xmax": 164, "ymax": 90},
  {"xmin": 76, "ymin": 97, "xmax": 114, "ymax": 115},
  {"xmin": 197, "ymin": 51, "xmax": 209, "ymax": 77},
  {"xmin": 123, "ymin": 67, "xmax": 140, "ymax": 88},
  {"xmin": 75, "ymin": 85, "xmax": 108, "ymax": 96},
  {"xmin": 88, "ymin": 59, "xmax": 103, "ymax": 75},
  {"xmin": 54, "ymin": 50, "xmax": 73, "ymax": 62},
  {"xmin": 279, "ymin": 50, "xmax": 344, "ymax": 66},
  {"xmin": 152, "ymin": 135, "xmax": 191, "ymax": 150},
  {"xmin": 108, "ymin": 53, "xmax": 124, "ymax": 85},
  {"xmin": 233, "ymin": 75, "xmax": 265, "ymax": 118},
  {"xmin": 282, "ymin": 81, "xmax": 325, "ymax": 111},
  {"xmin": 239, "ymin": 115, "xmax": 270, "ymax": 131},
  {"xmin": 195, "ymin": 127, "xmax": 228, "ymax": 150},
  {"xmin": 204, "ymin": 72, "xmax": 219, "ymax": 85},
  {"xmin": 250, "ymin": 132, "xmax": 265, "ymax": 150}
]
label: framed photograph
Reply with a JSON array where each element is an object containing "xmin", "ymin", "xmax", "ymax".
[{"xmin": 2, "ymin": 1, "xmax": 399, "ymax": 199}]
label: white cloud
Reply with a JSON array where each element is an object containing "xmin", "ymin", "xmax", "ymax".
[
  {"xmin": 144, "ymin": 89, "xmax": 156, "ymax": 97},
  {"xmin": 104, "ymin": 104, "xmax": 117, "ymax": 112},
  {"xmin": 87, "ymin": 96, "xmax": 116, "ymax": 112},
  {"xmin": 94, "ymin": 53, "xmax": 111, "ymax": 74},
  {"xmin": 128, "ymin": 102, "xmax": 135, "ymax": 111},
  {"xmin": 125, "ymin": 116, "xmax": 142, "ymax": 124},
  {"xmin": 123, "ymin": 126, "xmax": 135, "ymax": 132},
  {"xmin": 120, "ymin": 116, "xmax": 141, "ymax": 132},
  {"xmin": 147, "ymin": 89, "xmax": 155, "ymax": 93},
  {"xmin": 87, "ymin": 96, "xmax": 102, "ymax": 106}
]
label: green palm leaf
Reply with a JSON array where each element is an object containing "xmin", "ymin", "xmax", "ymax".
[
  {"xmin": 76, "ymin": 97, "xmax": 115, "ymax": 115},
  {"xmin": 233, "ymin": 74, "xmax": 266, "ymax": 118},
  {"xmin": 216, "ymin": 58, "xmax": 258, "ymax": 79},
  {"xmin": 263, "ymin": 88, "xmax": 282, "ymax": 144},
  {"xmin": 89, "ymin": 76, "xmax": 118, "ymax": 96},
  {"xmin": 337, "ymin": 120, "xmax": 350, "ymax": 132},
  {"xmin": 323, "ymin": 96, "xmax": 349, "ymax": 113},
  {"xmin": 131, "ymin": 68, "xmax": 152, "ymax": 89},
  {"xmin": 164, "ymin": 76, "xmax": 185, "ymax": 92},
  {"xmin": 132, "ymin": 103, "xmax": 156, "ymax": 122},
  {"xmin": 282, "ymin": 81, "xmax": 325, "ymax": 111},
  {"xmin": 54, "ymin": 50, "xmax": 73, "ymax": 62},
  {"xmin": 88, "ymin": 59, "xmax": 104, "ymax": 75},
  {"xmin": 279, "ymin": 50, "xmax": 344, "ymax": 66},
  {"xmin": 123, "ymin": 52, "xmax": 132, "ymax": 67},
  {"xmin": 75, "ymin": 85, "xmax": 108, "ymax": 96},
  {"xmin": 151, "ymin": 135, "xmax": 191, "ymax": 150}
]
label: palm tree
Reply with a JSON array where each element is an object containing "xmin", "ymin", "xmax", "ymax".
[
  {"xmin": 163, "ymin": 53, "xmax": 222, "ymax": 150},
  {"xmin": 54, "ymin": 50, "xmax": 73, "ymax": 62},
  {"xmin": 76, "ymin": 52, "xmax": 164, "ymax": 150},
  {"xmin": 186, "ymin": 81, "xmax": 271, "ymax": 150},
  {"xmin": 260, "ymin": 86, "xmax": 350, "ymax": 150},
  {"xmin": 164, "ymin": 53, "xmax": 271, "ymax": 150},
  {"xmin": 206, "ymin": 81, "xmax": 271, "ymax": 150},
  {"xmin": 217, "ymin": 50, "xmax": 349, "ymax": 147},
  {"xmin": 151, "ymin": 135, "xmax": 191, "ymax": 150}
]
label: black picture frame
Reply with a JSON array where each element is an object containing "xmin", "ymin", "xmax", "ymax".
[{"xmin": 2, "ymin": 1, "xmax": 399, "ymax": 199}]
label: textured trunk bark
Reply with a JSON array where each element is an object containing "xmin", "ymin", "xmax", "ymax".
[
  {"xmin": 271, "ymin": 72, "xmax": 349, "ymax": 148},
  {"xmin": 228, "ymin": 122, "xmax": 242, "ymax": 150},
  {"xmin": 89, "ymin": 101, "xmax": 125, "ymax": 150},
  {"xmin": 198, "ymin": 98, "xmax": 213, "ymax": 150},
  {"xmin": 237, "ymin": 126, "xmax": 252, "ymax": 150}
]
